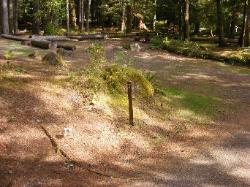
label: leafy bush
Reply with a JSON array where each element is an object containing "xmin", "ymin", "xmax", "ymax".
[
  {"xmin": 150, "ymin": 36, "xmax": 165, "ymax": 49},
  {"xmin": 70, "ymin": 43, "xmax": 154, "ymax": 100},
  {"xmin": 86, "ymin": 43, "xmax": 107, "ymax": 65},
  {"xmin": 161, "ymin": 37, "xmax": 210, "ymax": 58},
  {"xmin": 102, "ymin": 65, "xmax": 154, "ymax": 96},
  {"xmin": 44, "ymin": 23, "xmax": 65, "ymax": 35}
]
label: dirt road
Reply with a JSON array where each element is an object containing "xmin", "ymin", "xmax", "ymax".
[{"xmin": 0, "ymin": 38, "xmax": 249, "ymax": 186}]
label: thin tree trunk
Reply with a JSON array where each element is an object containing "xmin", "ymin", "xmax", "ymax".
[
  {"xmin": 66, "ymin": 0, "xmax": 70, "ymax": 34},
  {"xmin": 216, "ymin": 0, "xmax": 225, "ymax": 46},
  {"xmin": 183, "ymin": 0, "xmax": 190, "ymax": 40},
  {"xmin": 121, "ymin": 3, "xmax": 126, "ymax": 33},
  {"xmin": 32, "ymin": 0, "xmax": 40, "ymax": 34},
  {"xmin": 86, "ymin": 0, "xmax": 92, "ymax": 32},
  {"xmin": 0, "ymin": 2, "xmax": 2, "ymax": 33},
  {"xmin": 153, "ymin": 0, "xmax": 157, "ymax": 31},
  {"xmin": 246, "ymin": 0, "xmax": 250, "ymax": 46},
  {"xmin": 194, "ymin": 22, "xmax": 200, "ymax": 35},
  {"xmin": 240, "ymin": 0, "xmax": 248, "ymax": 46},
  {"xmin": 229, "ymin": 0, "xmax": 237, "ymax": 39},
  {"xmin": 79, "ymin": 0, "xmax": 82, "ymax": 27},
  {"xmin": 126, "ymin": 4, "xmax": 132, "ymax": 33},
  {"xmin": 13, "ymin": 0, "xmax": 18, "ymax": 34},
  {"xmin": 69, "ymin": 0, "xmax": 77, "ymax": 29},
  {"xmin": 8, "ymin": 0, "xmax": 14, "ymax": 34},
  {"xmin": 79, "ymin": 0, "xmax": 85, "ymax": 32},
  {"xmin": 178, "ymin": 0, "xmax": 183, "ymax": 38},
  {"xmin": 2, "ymin": 0, "xmax": 10, "ymax": 34}
]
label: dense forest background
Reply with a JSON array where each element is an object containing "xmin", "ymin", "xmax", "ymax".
[{"xmin": 0, "ymin": 0, "xmax": 250, "ymax": 47}]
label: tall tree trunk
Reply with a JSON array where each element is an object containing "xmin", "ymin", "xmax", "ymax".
[
  {"xmin": 121, "ymin": 3, "xmax": 126, "ymax": 33},
  {"xmin": 13, "ymin": 0, "xmax": 18, "ymax": 34},
  {"xmin": 216, "ymin": 0, "xmax": 225, "ymax": 46},
  {"xmin": 2, "ymin": 0, "xmax": 9, "ymax": 34},
  {"xmin": 178, "ymin": 0, "xmax": 183, "ymax": 38},
  {"xmin": 240, "ymin": 0, "xmax": 250, "ymax": 46},
  {"xmin": 153, "ymin": 0, "xmax": 157, "ymax": 31},
  {"xmin": 194, "ymin": 22, "xmax": 200, "ymax": 35},
  {"xmin": 32, "ymin": 0, "xmax": 40, "ymax": 34},
  {"xmin": 183, "ymin": 0, "xmax": 190, "ymax": 40},
  {"xmin": 229, "ymin": 0, "xmax": 237, "ymax": 39},
  {"xmin": 8, "ymin": 0, "xmax": 14, "ymax": 34},
  {"xmin": 79, "ymin": 0, "xmax": 85, "ymax": 32},
  {"xmin": 0, "ymin": 2, "xmax": 2, "ymax": 33},
  {"xmin": 66, "ymin": 0, "xmax": 70, "ymax": 34},
  {"xmin": 246, "ymin": 0, "xmax": 250, "ymax": 46},
  {"xmin": 126, "ymin": 4, "xmax": 132, "ymax": 33},
  {"xmin": 86, "ymin": 0, "xmax": 92, "ymax": 32},
  {"xmin": 69, "ymin": 0, "xmax": 77, "ymax": 29}
]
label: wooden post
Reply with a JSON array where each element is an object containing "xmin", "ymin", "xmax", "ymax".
[{"xmin": 127, "ymin": 81, "xmax": 134, "ymax": 126}]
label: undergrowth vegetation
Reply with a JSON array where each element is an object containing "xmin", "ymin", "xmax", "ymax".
[
  {"xmin": 150, "ymin": 36, "xmax": 250, "ymax": 65},
  {"xmin": 65, "ymin": 42, "xmax": 226, "ymax": 125},
  {"xmin": 69, "ymin": 43, "xmax": 154, "ymax": 102}
]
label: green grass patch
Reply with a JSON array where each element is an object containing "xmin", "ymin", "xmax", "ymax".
[{"xmin": 156, "ymin": 87, "xmax": 219, "ymax": 124}]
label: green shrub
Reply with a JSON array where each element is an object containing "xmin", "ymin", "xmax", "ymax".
[
  {"xmin": 70, "ymin": 43, "xmax": 154, "ymax": 100},
  {"xmin": 86, "ymin": 43, "xmax": 106, "ymax": 65},
  {"xmin": 44, "ymin": 23, "xmax": 65, "ymax": 35},
  {"xmin": 102, "ymin": 65, "xmax": 154, "ymax": 96},
  {"xmin": 150, "ymin": 36, "xmax": 165, "ymax": 49}
]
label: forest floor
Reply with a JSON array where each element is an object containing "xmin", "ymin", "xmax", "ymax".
[{"xmin": 0, "ymin": 38, "xmax": 250, "ymax": 187}]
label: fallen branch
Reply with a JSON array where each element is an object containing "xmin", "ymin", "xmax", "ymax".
[{"xmin": 40, "ymin": 125, "xmax": 115, "ymax": 178}]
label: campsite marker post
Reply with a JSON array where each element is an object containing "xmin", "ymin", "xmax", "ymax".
[{"xmin": 127, "ymin": 81, "xmax": 134, "ymax": 126}]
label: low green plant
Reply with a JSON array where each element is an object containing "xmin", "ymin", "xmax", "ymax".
[
  {"xmin": 150, "ymin": 36, "xmax": 250, "ymax": 65},
  {"xmin": 4, "ymin": 50, "xmax": 13, "ymax": 63},
  {"xmin": 70, "ymin": 43, "xmax": 154, "ymax": 101},
  {"xmin": 86, "ymin": 43, "xmax": 106, "ymax": 65},
  {"xmin": 122, "ymin": 43, "xmax": 131, "ymax": 50},
  {"xmin": 156, "ymin": 87, "xmax": 217, "ymax": 117},
  {"xmin": 150, "ymin": 36, "xmax": 165, "ymax": 49},
  {"xmin": 44, "ymin": 23, "xmax": 65, "ymax": 35}
]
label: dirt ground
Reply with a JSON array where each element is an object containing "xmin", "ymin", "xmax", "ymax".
[{"xmin": 0, "ymin": 38, "xmax": 250, "ymax": 187}]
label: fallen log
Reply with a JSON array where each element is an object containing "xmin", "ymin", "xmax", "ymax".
[
  {"xmin": 108, "ymin": 33, "xmax": 138, "ymax": 38},
  {"xmin": 68, "ymin": 34, "xmax": 106, "ymax": 40},
  {"xmin": 31, "ymin": 40, "xmax": 51, "ymax": 49},
  {"xmin": 1, "ymin": 34, "xmax": 30, "ymax": 41},
  {"xmin": 30, "ymin": 35, "xmax": 71, "ymax": 41},
  {"xmin": 31, "ymin": 41, "xmax": 76, "ymax": 50},
  {"xmin": 107, "ymin": 32, "xmax": 156, "ymax": 39},
  {"xmin": 1, "ymin": 34, "xmax": 76, "ymax": 51},
  {"xmin": 191, "ymin": 37, "xmax": 239, "ymax": 44},
  {"xmin": 57, "ymin": 44, "xmax": 76, "ymax": 51}
]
